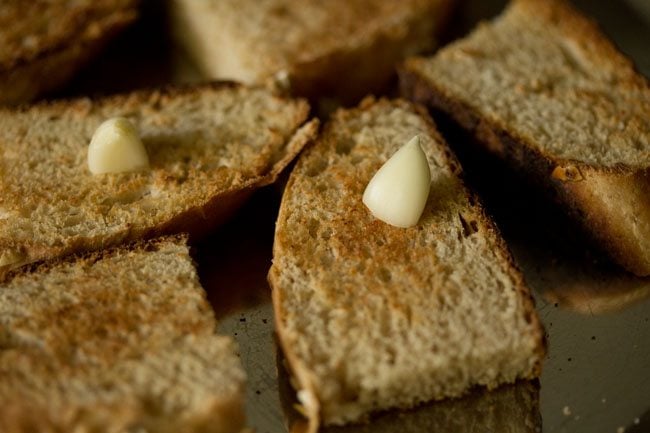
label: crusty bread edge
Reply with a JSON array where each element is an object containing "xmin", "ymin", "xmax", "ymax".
[
  {"xmin": 0, "ymin": 233, "xmax": 190, "ymax": 285},
  {"xmin": 153, "ymin": 116, "xmax": 320, "ymax": 240},
  {"xmin": 0, "ymin": 5, "xmax": 139, "ymax": 105},
  {"xmin": 269, "ymin": 120, "xmax": 323, "ymax": 433},
  {"xmin": 399, "ymin": 0, "xmax": 650, "ymax": 276},
  {"xmin": 269, "ymin": 97, "xmax": 545, "ymax": 430},
  {"xmin": 0, "ymin": 84, "xmax": 319, "ymax": 276}
]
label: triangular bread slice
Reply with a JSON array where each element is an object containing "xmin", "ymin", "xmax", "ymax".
[
  {"xmin": 0, "ymin": 0, "xmax": 139, "ymax": 105},
  {"xmin": 0, "ymin": 234, "xmax": 245, "ymax": 433},
  {"xmin": 269, "ymin": 98, "xmax": 545, "ymax": 429},
  {"xmin": 0, "ymin": 82, "xmax": 318, "ymax": 275},
  {"xmin": 400, "ymin": 0, "xmax": 650, "ymax": 276},
  {"xmin": 168, "ymin": 0, "xmax": 455, "ymax": 104}
]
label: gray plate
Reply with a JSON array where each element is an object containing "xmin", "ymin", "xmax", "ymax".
[{"xmin": 67, "ymin": 1, "xmax": 650, "ymax": 432}]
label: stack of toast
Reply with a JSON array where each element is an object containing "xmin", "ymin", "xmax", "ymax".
[{"xmin": 1, "ymin": 0, "xmax": 647, "ymax": 431}]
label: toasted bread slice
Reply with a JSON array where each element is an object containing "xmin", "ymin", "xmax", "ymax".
[
  {"xmin": 168, "ymin": 0, "xmax": 455, "ymax": 104},
  {"xmin": 400, "ymin": 0, "xmax": 650, "ymax": 276},
  {"xmin": 269, "ymin": 98, "xmax": 545, "ymax": 428},
  {"xmin": 0, "ymin": 82, "xmax": 317, "ymax": 275},
  {"xmin": 0, "ymin": 0, "xmax": 139, "ymax": 105},
  {"xmin": 0, "ymin": 235, "xmax": 245, "ymax": 433}
]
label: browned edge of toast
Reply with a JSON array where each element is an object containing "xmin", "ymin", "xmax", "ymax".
[
  {"xmin": 399, "ymin": 0, "xmax": 650, "ymax": 276},
  {"xmin": 268, "ymin": 97, "xmax": 546, "ymax": 431},
  {"xmin": 0, "ymin": 233, "xmax": 188, "ymax": 286}
]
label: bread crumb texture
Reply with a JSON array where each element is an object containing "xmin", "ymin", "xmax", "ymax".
[
  {"xmin": 0, "ymin": 83, "xmax": 313, "ymax": 272},
  {"xmin": 270, "ymin": 98, "xmax": 544, "ymax": 426},
  {"xmin": 406, "ymin": 0, "xmax": 650, "ymax": 168},
  {"xmin": 0, "ymin": 235, "xmax": 245, "ymax": 433}
]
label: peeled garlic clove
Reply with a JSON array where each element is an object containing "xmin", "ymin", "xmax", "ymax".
[
  {"xmin": 88, "ymin": 117, "xmax": 150, "ymax": 174},
  {"xmin": 362, "ymin": 135, "xmax": 431, "ymax": 228}
]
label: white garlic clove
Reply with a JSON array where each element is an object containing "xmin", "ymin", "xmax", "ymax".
[
  {"xmin": 88, "ymin": 117, "xmax": 150, "ymax": 175},
  {"xmin": 362, "ymin": 135, "xmax": 431, "ymax": 228}
]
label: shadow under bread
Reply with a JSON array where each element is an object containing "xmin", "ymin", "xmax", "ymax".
[
  {"xmin": 276, "ymin": 343, "xmax": 542, "ymax": 433},
  {"xmin": 194, "ymin": 186, "xmax": 281, "ymax": 318},
  {"xmin": 439, "ymin": 0, "xmax": 507, "ymax": 46},
  {"xmin": 194, "ymin": 186, "xmax": 289, "ymax": 433},
  {"xmin": 428, "ymin": 108, "xmax": 650, "ymax": 315}
]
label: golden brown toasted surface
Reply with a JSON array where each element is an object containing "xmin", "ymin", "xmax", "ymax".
[
  {"xmin": 400, "ymin": 0, "xmax": 650, "ymax": 276},
  {"xmin": 0, "ymin": 235, "xmax": 246, "ymax": 433},
  {"xmin": 0, "ymin": 82, "xmax": 317, "ymax": 274},
  {"xmin": 404, "ymin": 0, "xmax": 650, "ymax": 168},
  {"xmin": 270, "ymin": 98, "xmax": 544, "ymax": 428}
]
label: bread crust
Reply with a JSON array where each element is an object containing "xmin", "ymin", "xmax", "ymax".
[
  {"xmin": 0, "ymin": 233, "xmax": 187, "ymax": 285},
  {"xmin": 400, "ymin": 0, "xmax": 650, "ymax": 276},
  {"xmin": 270, "ymin": 242, "xmax": 321, "ymax": 433},
  {"xmin": 0, "ymin": 83, "xmax": 319, "ymax": 276},
  {"xmin": 0, "ymin": 1, "xmax": 139, "ymax": 105}
]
